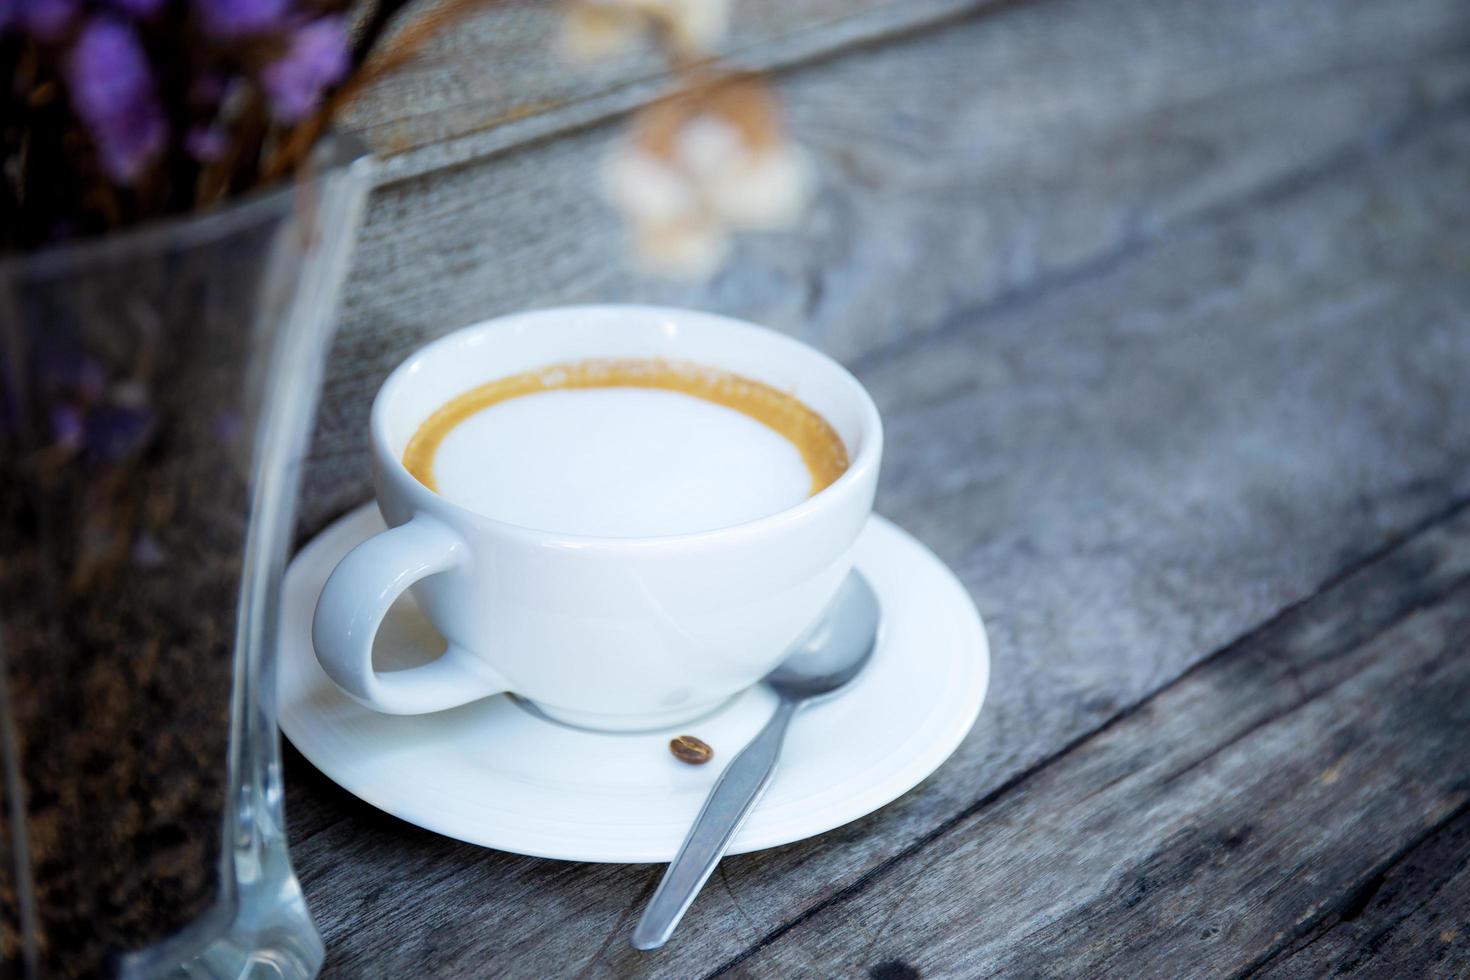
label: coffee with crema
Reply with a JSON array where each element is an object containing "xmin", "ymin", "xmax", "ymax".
[{"xmin": 402, "ymin": 358, "xmax": 849, "ymax": 537}]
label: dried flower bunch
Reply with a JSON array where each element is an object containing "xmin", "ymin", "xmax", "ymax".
[
  {"xmin": 564, "ymin": 0, "xmax": 813, "ymax": 277},
  {"xmin": 0, "ymin": 0, "xmax": 459, "ymax": 252},
  {"xmin": 1, "ymin": 0, "xmax": 810, "ymax": 273}
]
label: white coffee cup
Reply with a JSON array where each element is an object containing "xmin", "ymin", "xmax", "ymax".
[{"xmin": 311, "ymin": 305, "xmax": 882, "ymax": 731}]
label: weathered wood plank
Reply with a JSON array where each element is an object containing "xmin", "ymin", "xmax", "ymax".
[
  {"xmin": 1252, "ymin": 802, "xmax": 1470, "ymax": 978},
  {"xmin": 301, "ymin": 0, "xmax": 1470, "ymax": 534},
  {"xmin": 721, "ymin": 531, "xmax": 1470, "ymax": 978},
  {"xmin": 344, "ymin": 0, "xmax": 993, "ymax": 183},
  {"xmin": 287, "ymin": 93, "xmax": 1470, "ymax": 976},
  {"xmin": 729, "ymin": 570, "xmax": 1470, "ymax": 975}
]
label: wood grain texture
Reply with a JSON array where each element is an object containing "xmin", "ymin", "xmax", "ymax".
[
  {"xmin": 286, "ymin": 80, "xmax": 1470, "ymax": 980},
  {"xmin": 1252, "ymin": 802, "xmax": 1470, "ymax": 978},
  {"xmin": 300, "ymin": 0, "xmax": 1470, "ymax": 534},
  {"xmin": 343, "ymin": 0, "xmax": 994, "ymax": 183},
  {"xmin": 721, "ymin": 516, "xmax": 1470, "ymax": 978}
]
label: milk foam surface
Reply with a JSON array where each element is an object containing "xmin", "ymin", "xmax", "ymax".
[{"xmin": 431, "ymin": 388, "xmax": 813, "ymax": 536}]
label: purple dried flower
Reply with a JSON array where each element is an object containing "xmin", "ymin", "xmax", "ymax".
[
  {"xmin": 24, "ymin": 0, "xmax": 80, "ymax": 40},
  {"xmin": 185, "ymin": 124, "xmax": 228, "ymax": 162},
  {"xmin": 260, "ymin": 16, "xmax": 348, "ymax": 122},
  {"xmin": 50, "ymin": 404, "xmax": 84, "ymax": 450},
  {"xmin": 66, "ymin": 17, "xmax": 168, "ymax": 184},
  {"xmin": 193, "ymin": 0, "xmax": 286, "ymax": 38},
  {"xmin": 108, "ymin": 0, "xmax": 167, "ymax": 17},
  {"xmin": 83, "ymin": 404, "xmax": 153, "ymax": 464}
]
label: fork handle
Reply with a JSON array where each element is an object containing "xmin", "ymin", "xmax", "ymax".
[{"xmin": 631, "ymin": 698, "xmax": 800, "ymax": 950}]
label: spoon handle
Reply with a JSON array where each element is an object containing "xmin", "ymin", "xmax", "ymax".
[{"xmin": 631, "ymin": 698, "xmax": 800, "ymax": 950}]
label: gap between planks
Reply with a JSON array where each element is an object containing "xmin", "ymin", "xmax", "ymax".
[
  {"xmin": 1239, "ymin": 796, "xmax": 1470, "ymax": 977},
  {"xmin": 1244, "ymin": 798, "xmax": 1470, "ymax": 977},
  {"xmin": 845, "ymin": 85, "xmax": 1470, "ymax": 382},
  {"xmin": 703, "ymin": 492, "xmax": 1470, "ymax": 977},
  {"xmin": 360, "ymin": 0, "xmax": 1016, "ymax": 186},
  {"xmin": 285, "ymin": 85, "xmax": 1470, "ymax": 854}
]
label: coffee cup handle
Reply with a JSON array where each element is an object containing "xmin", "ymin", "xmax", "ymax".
[{"xmin": 312, "ymin": 514, "xmax": 510, "ymax": 714}]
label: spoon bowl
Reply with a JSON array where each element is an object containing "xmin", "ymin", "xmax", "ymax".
[{"xmin": 765, "ymin": 573, "xmax": 881, "ymax": 700}]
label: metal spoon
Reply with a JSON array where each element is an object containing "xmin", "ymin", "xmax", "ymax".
[{"xmin": 631, "ymin": 572, "xmax": 881, "ymax": 950}]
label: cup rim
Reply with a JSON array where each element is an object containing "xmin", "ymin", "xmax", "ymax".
[{"xmin": 369, "ymin": 304, "xmax": 882, "ymax": 549}]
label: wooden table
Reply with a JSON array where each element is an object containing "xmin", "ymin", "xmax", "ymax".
[{"xmin": 286, "ymin": 0, "xmax": 1470, "ymax": 974}]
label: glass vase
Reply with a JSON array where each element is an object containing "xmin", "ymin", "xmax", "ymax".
[{"xmin": 0, "ymin": 138, "xmax": 372, "ymax": 978}]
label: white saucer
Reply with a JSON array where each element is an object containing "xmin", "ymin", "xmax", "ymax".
[{"xmin": 278, "ymin": 504, "xmax": 989, "ymax": 863}]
